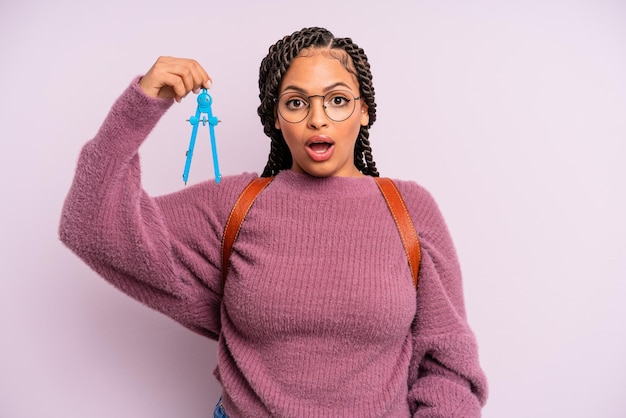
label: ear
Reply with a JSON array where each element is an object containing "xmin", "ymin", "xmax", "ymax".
[
  {"xmin": 359, "ymin": 102, "xmax": 369, "ymax": 126},
  {"xmin": 274, "ymin": 106, "xmax": 281, "ymax": 130}
]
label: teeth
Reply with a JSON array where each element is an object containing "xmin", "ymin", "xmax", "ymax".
[{"xmin": 309, "ymin": 142, "xmax": 331, "ymax": 153}]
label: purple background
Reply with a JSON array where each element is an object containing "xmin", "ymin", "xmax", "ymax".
[{"xmin": 1, "ymin": 0, "xmax": 625, "ymax": 417}]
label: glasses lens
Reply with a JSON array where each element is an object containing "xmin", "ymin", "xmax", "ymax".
[
  {"xmin": 277, "ymin": 90, "xmax": 358, "ymax": 123},
  {"xmin": 323, "ymin": 91, "xmax": 356, "ymax": 122},
  {"xmin": 277, "ymin": 93, "xmax": 308, "ymax": 123}
]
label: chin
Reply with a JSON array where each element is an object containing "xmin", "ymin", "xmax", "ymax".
[{"xmin": 303, "ymin": 168, "xmax": 333, "ymax": 178}]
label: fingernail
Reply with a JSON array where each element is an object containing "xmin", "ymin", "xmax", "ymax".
[{"xmin": 206, "ymin": 79, "xmax": 213, "ymax": 89}]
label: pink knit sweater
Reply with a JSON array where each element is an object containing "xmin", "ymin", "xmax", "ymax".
[{"xmin": 59, "ymin": 79, "xmax": 487, "ymax": 417}]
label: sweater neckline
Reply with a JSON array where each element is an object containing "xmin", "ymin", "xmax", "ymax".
[{"xmin": 273, "ymin": 170, "xmax": 380, "ymax": 200}]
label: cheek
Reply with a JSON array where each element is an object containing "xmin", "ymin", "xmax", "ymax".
[
  {"xmin": 279, "ymin": 124, "xmax": 300, "ymax": 148},
  {"xmin": 349, "ymin": 116, "xmax": 364, "ymax": 139}
]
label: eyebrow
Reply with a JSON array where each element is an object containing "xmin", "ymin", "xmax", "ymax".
[{"xmin": 280, "ymin": 82, "xmax": 354, "ymax": 95}]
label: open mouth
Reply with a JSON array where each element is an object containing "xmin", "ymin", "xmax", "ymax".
[
  {"xmin": 305, "ymin": 136, "xmax": 335, "ymax": 162},
  {"xmin": 308, "ymin": 141, "xmax": 333, "ymax": 153}
]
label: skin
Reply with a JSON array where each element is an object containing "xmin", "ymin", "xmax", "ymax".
[
  {"xmin": 275, "ymin": 50, "xmax": 369, "ymax": 178},
  {"xmin": 139, "ymin": 56, "xmax": 212, "ymax": 102},
  {"xmin": 138, "ymin": 53, "xmax": 368, "ymax": 177}
]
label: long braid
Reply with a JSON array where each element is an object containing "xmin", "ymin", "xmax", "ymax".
[
  {"xmin": 258, "ymin": 27, "xmax": 379, "ymax": 177},
  {"xmin": 332, "ymin": 37, "xmax": 379, "ymax": 177}
]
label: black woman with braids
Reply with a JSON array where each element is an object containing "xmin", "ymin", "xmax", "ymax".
[{"xmin": 60, "ymin": 27, "xmax": 488, "ymax": 417}]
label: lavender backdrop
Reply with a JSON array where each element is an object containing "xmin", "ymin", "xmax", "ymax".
[{"xmin": 1, "ymin": 0, "xmax": 625, "ymax": 416}]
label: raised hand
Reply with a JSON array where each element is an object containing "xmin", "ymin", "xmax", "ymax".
[{"xmin": 139, "ymin": 56, "xmax": 212, "ymax": 103}]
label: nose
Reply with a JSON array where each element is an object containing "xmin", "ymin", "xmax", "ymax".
[{"xmin": 306, "ymin": 96, "xmax": 329, "ymax": 129}]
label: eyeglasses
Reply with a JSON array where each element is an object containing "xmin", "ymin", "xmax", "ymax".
[{"xmin": 276, "ymin": 90, "xmax": 361, "ymax": 124}]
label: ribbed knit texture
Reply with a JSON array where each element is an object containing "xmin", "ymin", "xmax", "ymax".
[{"xmin": 59, "ymin": 79, "xmax": 487, "ymax": 417}]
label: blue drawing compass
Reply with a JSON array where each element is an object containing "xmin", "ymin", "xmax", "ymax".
[{"xmin": 183, "ymin": 89, "xmax": 221, "ymax": 184}]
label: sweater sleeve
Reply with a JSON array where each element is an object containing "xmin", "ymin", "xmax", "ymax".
[
  {"xmin": 58, "ymin": 78, "xmax": 253, "ymax": 339},
  {"xmin": 398, "ymin": 181, "xmax": 488, "ymax": 417}
]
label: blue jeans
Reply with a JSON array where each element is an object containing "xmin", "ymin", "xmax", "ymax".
[{"xmin": 213, "ymin": 396, "xmax": 228, "ymax": 418}]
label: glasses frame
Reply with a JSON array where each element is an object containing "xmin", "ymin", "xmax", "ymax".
[{"xmin": 276, "ymin": 90, "xmax": 362, "ymax": 124}]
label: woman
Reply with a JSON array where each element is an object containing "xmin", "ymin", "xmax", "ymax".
[{"xmin": 60, "ymin": 27, "xmax": 487, "ymax": 417}]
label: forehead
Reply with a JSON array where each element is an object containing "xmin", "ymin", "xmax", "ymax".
[{"xmin": 279, "ymin": 49, "xmax": 360, "ymax": 93}]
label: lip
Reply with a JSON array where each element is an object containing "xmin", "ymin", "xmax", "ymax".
[{"xmin": 305, "ymin": 135, "xmax": 335, "ymax": 162}]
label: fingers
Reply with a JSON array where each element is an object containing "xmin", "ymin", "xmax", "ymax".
[
  {"xmin": 159, "ymin": 57, "xmax": 211, "ymax": 100},
  {"xmin": 139, "ymin": 56, "xmax": 213, "ymax": 102}
]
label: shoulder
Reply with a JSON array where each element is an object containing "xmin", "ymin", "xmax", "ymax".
[
  {"xmin": 155, "ymin": 172, "xmax": 259, "ymax": 217},
  {"xmin": 386, "ymin": 178, "xmax": 439, "ymax": 212},
  {"xmin": 385, "ymin": 177, "xmax": 451, "ymax": 242},
  {"xmin": 169, "ymin": 171, "xmax": 259, "ymax": 198}
]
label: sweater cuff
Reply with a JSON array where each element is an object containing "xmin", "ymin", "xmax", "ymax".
[{"xmin": 92, "ymin": 76, "xmax": 174, "ymax": 157}]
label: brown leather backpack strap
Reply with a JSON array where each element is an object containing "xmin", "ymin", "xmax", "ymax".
[
  {"xmin": 221, "ymin": 176, "xmax": 275, "ymax": 285},
  {"xmin": 221, "ymin": 176, "xmax": 420, "ymax": 290},
  {"xmin": 374, "ymin": 177, "xmax": 421, "ymax": 289}
]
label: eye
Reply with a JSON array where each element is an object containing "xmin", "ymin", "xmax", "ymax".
[
  {"xmin": 325, "ymin": 92, "xmax": 351, "ymax": 108},
  {"xmin": 284, "ymin": 96, "xmax": 308, "ymax": 111}
]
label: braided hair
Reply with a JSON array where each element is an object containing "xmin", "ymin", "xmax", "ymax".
[{"xmin": 258, "ymin": 27, "xmax": 379, "ymax": 177}]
